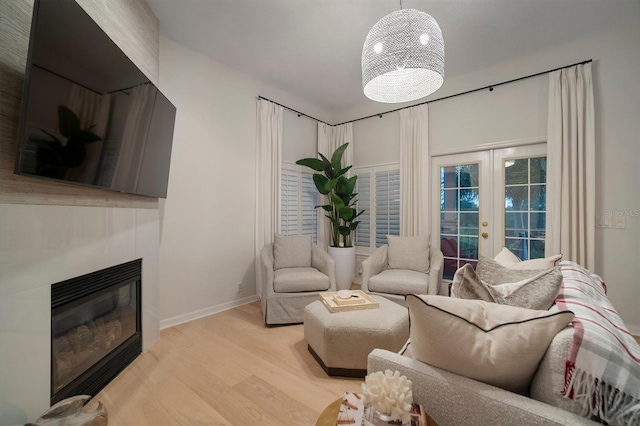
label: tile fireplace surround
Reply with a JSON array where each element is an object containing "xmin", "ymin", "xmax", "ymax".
[{"xmin": 0, "ymin": 204, "xmax": 160, "ymax": 424}]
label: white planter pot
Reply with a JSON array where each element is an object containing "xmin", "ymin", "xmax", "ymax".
[{"xmin": 328, "ymin": 246, "xmax": 356, "ymax": 291}]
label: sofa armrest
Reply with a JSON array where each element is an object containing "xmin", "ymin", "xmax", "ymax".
[
  {"xmin": 312, "ymin": 245, "xmax": 336, "ymax": 291},
  {"xmin": 367, "ymin": 349, "xmax": 598, "ymax": 426},
  {"xmin": 361, "ymin": 245, "xmax": 388, "ymax": 293},
  {"xmin": 428, "ymin": 250, "xmax": 444, "ymax": 295}
]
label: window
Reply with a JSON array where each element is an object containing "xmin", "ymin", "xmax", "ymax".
[
  {"xmin": 354, "ymin": 164, "xmax": 400, "ymax": 252},
  {"xmin": 280, "ymin": 163, "xmax": 318, "ymax": 243}
]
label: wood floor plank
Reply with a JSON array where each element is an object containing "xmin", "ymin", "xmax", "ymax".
[{"xmin": 90, "ymin": 301, "xmax": 364, "ymax": 425}]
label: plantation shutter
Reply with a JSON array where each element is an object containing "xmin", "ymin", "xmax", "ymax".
[
  {"xmin": 280, "ymin": 171, "xmax": 298, "ymax": 235},
  {"xmin": 300, "ymin": 173, "xmax": 318, "ymax": 243},
  {"xmin": 375, "ymin": 169, "xmax": 400, "ymax": 247},
  {"xmin": 355, "ymin": 172, "xmax": 372, "ymax": 247}
]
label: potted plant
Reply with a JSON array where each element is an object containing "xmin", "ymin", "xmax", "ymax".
[{"xmin": 296, "ymin": 143, "xmax": 364, "ymax": 290}]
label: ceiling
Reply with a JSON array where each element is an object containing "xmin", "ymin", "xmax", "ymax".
[{"xmin": 147, "ymin": 0, "xmax": 624, "ymax": 113}]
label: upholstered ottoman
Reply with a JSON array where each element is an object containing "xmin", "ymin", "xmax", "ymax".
[{"xmin": 303, "ymin": 295, "xmax": 409, "ymax": 377}]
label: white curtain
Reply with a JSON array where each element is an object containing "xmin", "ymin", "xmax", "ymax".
[
  {"xmin": 66, "ymin": 83, "xmax": 111, "ymax": 184},
  {"xmin": 317, "ymin": 122, "xmax": 353, "ymax": 248},
  {"xmin": 545, "ymin": 63, "xmax": 595, "ymax": 270},
  {"xmin": 254, "ymin": 99, "xmax": 283, "ymax": 299},
  {"xmin": 399, "ymin": 104, "xmax": 430, "ymax": 237}
]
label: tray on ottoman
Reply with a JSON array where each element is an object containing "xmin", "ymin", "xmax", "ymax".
[{"xmin": 318, "ymin": 290, "xmax": 379, "ymax": 312}]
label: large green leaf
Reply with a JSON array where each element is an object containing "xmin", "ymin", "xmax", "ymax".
[
  {"xmin": 318, "ymin": 153, "xmax": 333, "ymax": 179},
  {"xmin": 335, "ymin": 165, "xmax": 352, "ymax": 177},
  {"xmin": 316, "ymin": 204, "xmax": 332, "ymax": 212},
  {"xmin": 331, "ymin": 143, "xmax": 349, "ymax": 170},
  {"xmin": 296, "ymin": 158, "xmax": 325, "ymax": 171},
  {"xmin": 57, "ymin": 106, "xmax": 80, "ymax": 138},
  {"xmin": 339, "ymin": 206, "xmax": 354, "ymax": 221},
  {"xmin": 330, "ymin": 193, "xmax": 345, "ymax": 209},
  {"xmin": 345, "ymin": 175, "xmax": 357, "ymax": 195},
  {"xmin": 339, "ymin": 226, "xmax": 351, "ymax": 236},
  {"xmin": 350, "ymin": 221, "xmax": 360, "ymax": 230},
  {"xmin": 313, "ymin": 174, "xmax": 330, "ymax": 194}
]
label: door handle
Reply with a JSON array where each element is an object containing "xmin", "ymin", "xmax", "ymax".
[
  {"xmin": 482, "ymin": 232, "xmax": 489, "ymax": 239},
  {"xmin": 482, "ymin": 221, "xmax": 488, "ymax": 227}
]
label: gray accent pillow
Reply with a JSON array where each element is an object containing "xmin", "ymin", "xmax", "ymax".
[
  {"xmin": 450, "ymin": 264, "xmax": 495, "ymax": 302},
  {"xmin": 273, "ymin": 234, "xmax": 312, "ymax": 270},
  {"xmin": 387, "ymin": 235, "xmax": 430, "ymax": 273},
  {"xmin": 477, "ymin": 257, "xmax": 563, "ymax": 310}
]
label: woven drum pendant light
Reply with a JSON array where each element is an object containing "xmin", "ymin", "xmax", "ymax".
[{"xmin": 362, "ymin": 7, "xmax": 445, "ymax": 103}]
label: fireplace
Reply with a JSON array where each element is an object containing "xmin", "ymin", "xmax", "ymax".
[{"xmin": 51, "ymin": 260, "xmax": 142, "ymax": 404}]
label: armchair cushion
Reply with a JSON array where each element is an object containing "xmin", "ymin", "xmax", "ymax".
[
  {"xmin": 388, "ymin": 235, "xmax": 430, "ymax": 273},
  {"xmin": 273, "ymin": 234, "xmax": 312, "ymax": 270},
  {"xmin": 368, "ymin": 269, "xmax": 429, "ymax": 295},
  {"xmin": 274, "ymin": 267, "xmax": 330, "ymax": 293},
  {"xmin": 406, "ymin": 294, "xmax": 575, "ymax": 395}
]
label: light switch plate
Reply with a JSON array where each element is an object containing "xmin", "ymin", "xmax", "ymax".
[
  {"xmin": 596, "ymin": 216, "xmax": 612, "ymax": 228},
  {"xmin": 614, "ymin": 217, "xmax": 626, "ymax": 229}
]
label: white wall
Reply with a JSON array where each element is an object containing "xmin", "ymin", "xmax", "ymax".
[
  {"xmin": 157, "ymin": 37, "xmax": 329, "ymax": 325},
  {"xmin": 347, "ymin": 5, "xmax": 640, "ymax": 332}
]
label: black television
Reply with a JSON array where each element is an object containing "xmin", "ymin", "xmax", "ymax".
[{"xmin": 15, "ymin": 0, "xmax": 176, "ymax": 198}]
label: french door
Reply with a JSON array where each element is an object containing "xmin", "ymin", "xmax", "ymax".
[{"xmin": 431, "ymin": 144, "xmax": 547, "ymax": 280}]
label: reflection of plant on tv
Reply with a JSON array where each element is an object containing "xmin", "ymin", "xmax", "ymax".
[{"xmin": 29, "ymin": 105, "xmax": 101, "ymax": 179}]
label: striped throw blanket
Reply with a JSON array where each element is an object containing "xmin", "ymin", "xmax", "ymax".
[{"xmin": 556, "ymin": 261, "xmax": 640, "ymax": 425}]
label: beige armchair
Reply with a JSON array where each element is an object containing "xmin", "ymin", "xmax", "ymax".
[
  {"xmin": 361, "ymin": 237, "xmax": 444, "ymax": 306},
  {"xmin": 260, "ymin": 235, "xmax": 336, "ymax": 325}
]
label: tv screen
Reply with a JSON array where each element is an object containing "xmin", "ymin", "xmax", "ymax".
[{"xmin": 15, "ymin": 0, "xmax": 176, "ymax": 198}]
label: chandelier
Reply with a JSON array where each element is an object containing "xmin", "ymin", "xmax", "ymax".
[{"xmin": 362, "ymin": 6, "xmax": 445, "ymax": 103}]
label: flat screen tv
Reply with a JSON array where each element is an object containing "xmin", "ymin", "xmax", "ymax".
[{"xmin": 15, "ymin": 0, "xmax": 176, "ymax": 198}]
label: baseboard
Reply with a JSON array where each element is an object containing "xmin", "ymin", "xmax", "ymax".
[{"xmin": 160, "ymin": 295, "xmax": 259, "ymax": 330}]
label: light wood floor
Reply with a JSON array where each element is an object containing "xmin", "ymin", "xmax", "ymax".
[{"xmin": 87, "ymin": 302, "xmax": 362, "ymax": 425}]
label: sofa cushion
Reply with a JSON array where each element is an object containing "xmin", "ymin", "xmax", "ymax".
[
  {"xmin": 475, "ymin": 257, "xmax": 562, "ymax": 310},
  {"xmin": 273, "ymin": 234, "xmax": 312, "ymax": 270},
  {"xmin": 368, "ymin": 269, "xmax": 429, "ymax": 295},
  {"xmin": 274, "ymin": 267, "xmax": 329, "ymax": 293},
  {"xmin": 494, "ymin": 247, "xmax": 562, "ymax": 270},
  {"xmin": 387, "ymin": 235, "xmax": 430, "ymax": 273},
  {"xmin": 406, "ymin": 294, "xmax": 574, "ymax": 394}
]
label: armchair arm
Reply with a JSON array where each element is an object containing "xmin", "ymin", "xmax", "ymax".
[
  {"xmin": 428, "ymin": 249, "xmax": 445, "ymax": 295},
  {"xmin": 361, "ymin": 245, "xmax": 388, "ymax": 293},
  {"xmin": 312, "ymin": 245, "xmax": 336, "ymax": 290}
]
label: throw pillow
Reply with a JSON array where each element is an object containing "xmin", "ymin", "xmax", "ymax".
[
  {"xmin": 450, "ymin": 264, "xmax": 495, "ymax": 303},
  {"xmin": 406, "ymin": 294, "xmax": 574, "ymax": 394},
  {"xmin": 476, "ymin": 257, "xmax": 563, "ymax": 310},
  {"xmin": 387, "ymin": 235, "xmax": 430, "ymax": 273},
  {"xmin": 273, "ymin": 234, "xmax": 312, "ymax": 270},
  {"xmin": 493, "ymin": 247, "xmax": 562, "ymax": 270}
]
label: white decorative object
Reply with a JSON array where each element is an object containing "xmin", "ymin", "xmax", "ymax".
[
  {"xmin": 361, "ymin": 370, "xmax": 413, "ymax": 424},
  {"xmin": 329, "ymin": 246, "xmax": 356, "ymax": 291},
  {"xmin": 362, "ymin": 6, "xmax": 444, "ymax": 103},
  {"xmin": 337, "ymin": 289, "xmax": 353, "ymax": 299}
]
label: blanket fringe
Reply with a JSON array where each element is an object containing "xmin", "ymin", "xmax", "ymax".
[{"xmin": 564, "ymin": 366, "xmax": 640, "ymax": 425}]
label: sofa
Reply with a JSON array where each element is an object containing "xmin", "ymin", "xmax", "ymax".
[
  {"xmin": 368, "ymin": 326, "xmax": 598, "ymax": 425},
  {"xmin": 365, "ymin": 249, "xmax": 640, "ymax": 425}
]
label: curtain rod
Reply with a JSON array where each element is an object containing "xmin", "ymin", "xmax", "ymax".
[
  {"xmin": 256, "ymin": 96, "xmax": 331, "ymax": 125},
  {"xmin": 259, "ymin": 59, "xmax": 592, "ymax": 127}
]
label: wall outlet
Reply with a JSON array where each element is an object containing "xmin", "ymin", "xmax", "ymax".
[
  {"xmin": 614, "ymin": 216, "xmax": 626, "ymax": 229},
  {"xmin": 236, "ymin": 282, "xmax": 243, "ymax": 293}
]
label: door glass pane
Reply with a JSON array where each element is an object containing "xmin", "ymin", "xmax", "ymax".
[
  {"xmin": 503, "ymin": 156, "xmax": 547, "ymax": 260},
  {"xmin": 439, "ymin": 163, "xmax": 480, "ymax": 279}
]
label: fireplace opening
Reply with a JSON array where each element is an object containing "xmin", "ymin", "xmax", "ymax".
[{"xmin": 51, "ymin": 259, "xmax": 142, "ymax": 404}]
